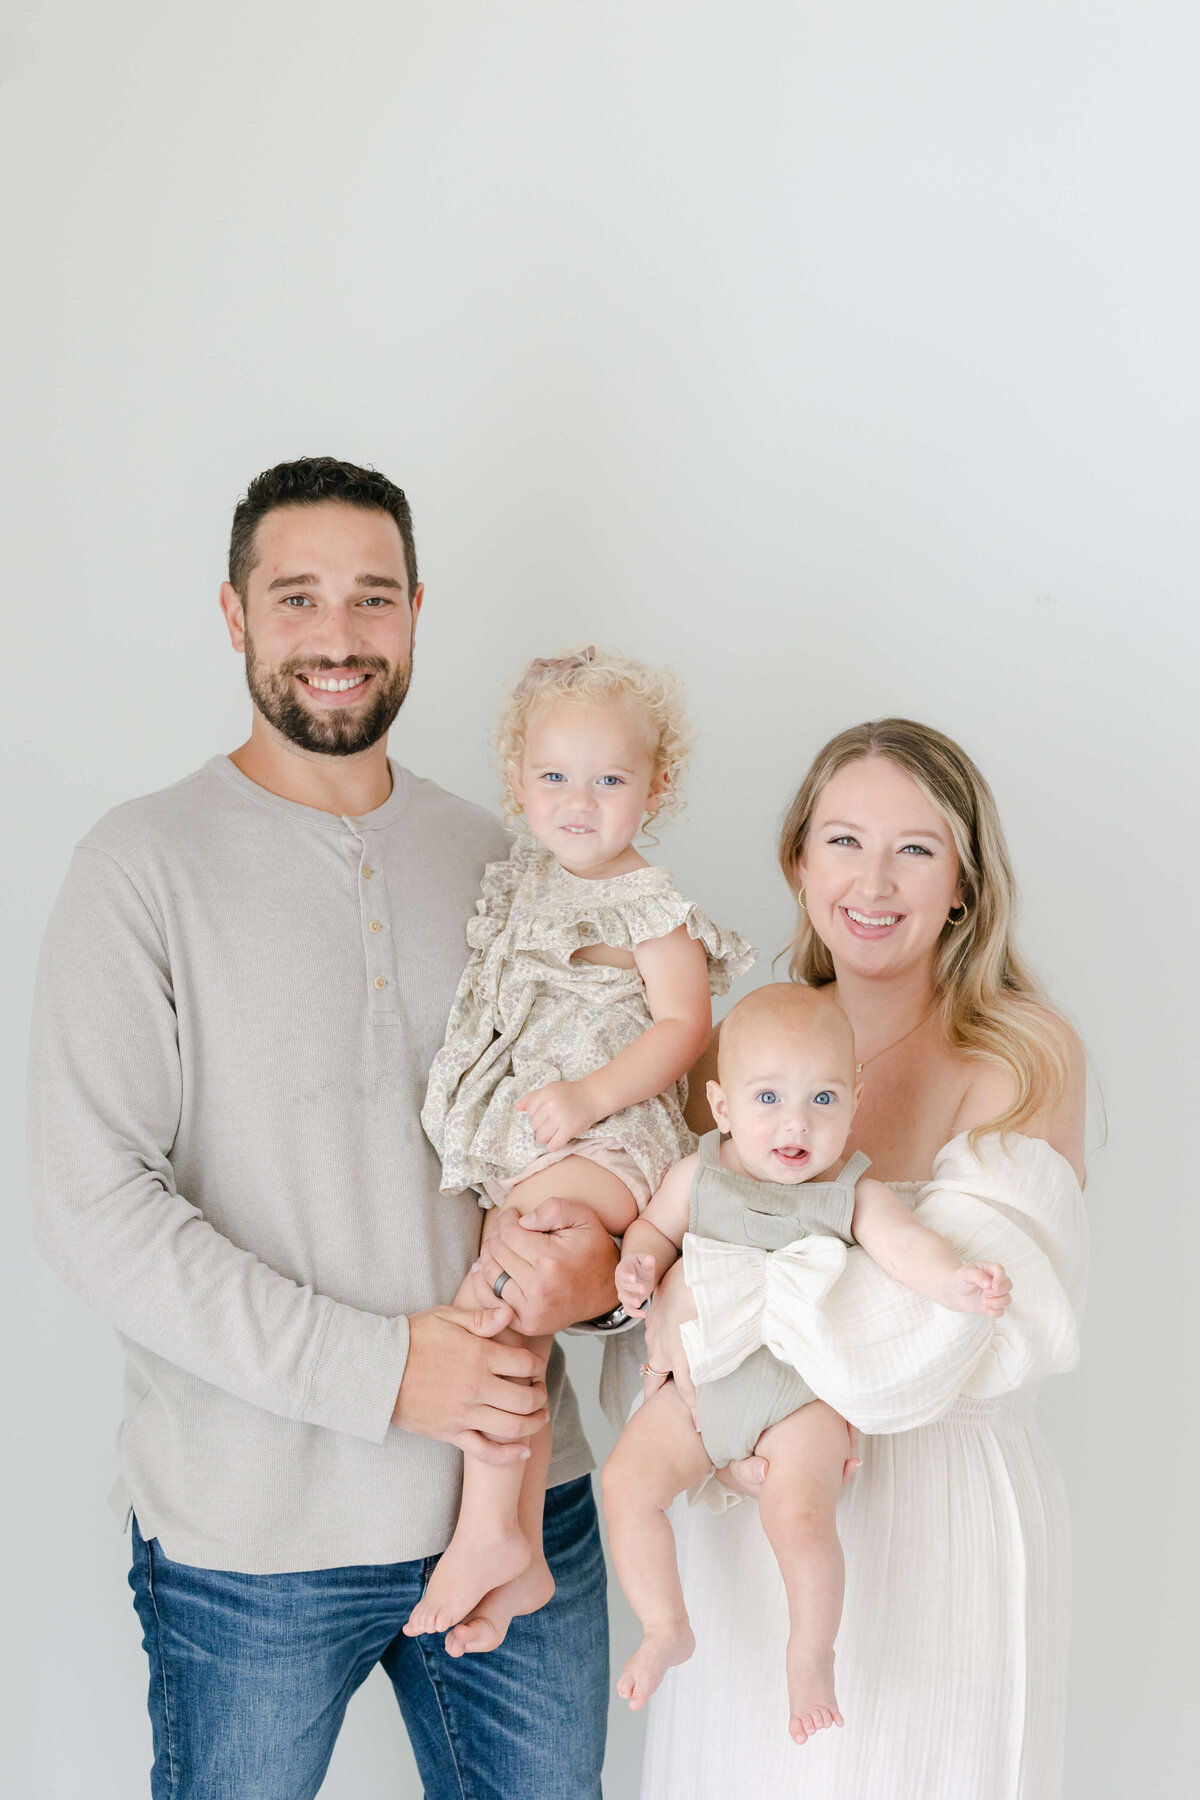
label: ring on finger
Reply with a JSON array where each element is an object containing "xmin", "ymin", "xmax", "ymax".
[
  {"xmin": 492, "ymin": 1271, "xmax": 511, "ymax": 1299},
  {"xmin": 639, "ymin": 1363, "xmax": 668, "ymax": 1377}
]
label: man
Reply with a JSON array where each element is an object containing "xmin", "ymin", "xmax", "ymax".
[{"xmin": 28, "ymin": 457, "xmax": 624, "ymax": 1800}]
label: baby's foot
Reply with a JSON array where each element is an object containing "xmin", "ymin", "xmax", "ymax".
[
  {"xmin": 404, "ymin": 1526, "xmax": 531, "ymax": 1638},
  {"xmin": 443, "ymin": 1553, "xmax": 556, "ymax": 1656},
  {"xmin": 616, "ymin": 1624, "xmax": 696, "ymax": 1711},
  {"xmin": 786, "ymin": 1642, "xmax": 844, "ymax": 1746}
]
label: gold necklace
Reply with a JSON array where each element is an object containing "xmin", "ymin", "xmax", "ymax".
[{"xmin": 855, "ymin": 1008, "xmax": 936, "ymax": 1076}]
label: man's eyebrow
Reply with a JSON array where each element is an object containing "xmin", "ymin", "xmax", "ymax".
[{"xmin": 264, "ymin": 572, "xmax": 405, "ymax": 593}]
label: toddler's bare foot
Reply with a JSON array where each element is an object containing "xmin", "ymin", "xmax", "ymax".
[
  {"xmin": 443, "ymin": 1553, "xmax": 555, "ymax": 1656},
  {"xmin": 404, "ymin": 1526, "xmax": 531, "ymax": 1638},
  {"xmin": 786, "ymin": 1642, "xmax": 844, "ymax": 1745},
  {"xmin": 616, "ymin": 1624, "xmax": 696, "ymax": 1711}
]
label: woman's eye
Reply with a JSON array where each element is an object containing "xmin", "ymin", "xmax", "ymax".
[
  {"xmin": 813, "ymin": 1091, "xmax": 834, "ymax": 1106},
  {"xmin": 829, "ymin": 835, "xmax": 859, "ymax": 847},
  {"xmin": 899, "ymin": 843, "xmax": 933, "ymax": 856},
  {"xmin": 756, "ymin": 1091, "xmax": 779, "ymax": 1105}
]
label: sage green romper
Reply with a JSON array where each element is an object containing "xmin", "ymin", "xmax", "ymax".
[{"xmin": 689, "ymin": 1130, "xmax": 870, "ymax": 1467}]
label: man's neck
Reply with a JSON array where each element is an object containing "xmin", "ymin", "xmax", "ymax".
[{"xmin": 228, "ymin": 715, "xmax": 394, "ymax": 817}]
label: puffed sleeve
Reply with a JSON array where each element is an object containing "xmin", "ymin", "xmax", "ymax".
[
  {"xmin": 572, "ymin": 870, "xmax": 757, "ymax": 997},
  {"xmin": 782, "ymin": 1133, "xmax": 1086, "ymax": 1433}
]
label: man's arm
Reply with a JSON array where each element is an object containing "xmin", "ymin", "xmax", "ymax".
[{"xmin": 28, "ymin": 845, "xmax": 544, "ymax": 1457}]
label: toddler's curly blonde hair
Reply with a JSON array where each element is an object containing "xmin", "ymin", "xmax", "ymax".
[{"xmin": 495, "ymin": 645, "xmax": 693, "ymax": 831}]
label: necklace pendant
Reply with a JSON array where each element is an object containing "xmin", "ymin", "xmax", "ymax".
[{"xmin": 855, "ymin": 1062, "xmax": 863, "ymax": 1074}]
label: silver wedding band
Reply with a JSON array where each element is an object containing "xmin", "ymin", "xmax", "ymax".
[{"xmin": 492, "ymin": 1271, "xmax": 511, "ymax": 1299}]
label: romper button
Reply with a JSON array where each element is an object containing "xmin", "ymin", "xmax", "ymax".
[
  {"xmin": 374, "ymin": 976, "xmax": 387, "ymax": 990},
  {"xmin": 369, "ymin": 920, "xmax": 382, "ymax": 933},
  {"xmin": 362, "ymin": 864, "xmax": 373, "ymax": 879}
]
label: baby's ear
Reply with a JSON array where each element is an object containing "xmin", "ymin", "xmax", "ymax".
[{"xmin": 706, "ymin": 1079, "xmax": 730, "ymax": 1132}]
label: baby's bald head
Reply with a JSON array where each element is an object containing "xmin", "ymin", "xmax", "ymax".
[{"xmin": 717, "ymin": 983, "xmax": 856, "ymax": 1088}]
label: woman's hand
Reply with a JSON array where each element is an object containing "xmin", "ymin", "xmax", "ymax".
[
  {"xmin": 642, "ymin": 1257, "xmax": 699, "ymax": 1423},
  {"xmin": 515, "ymin": 1080, "xmax": 601, "ymax": 1153}
]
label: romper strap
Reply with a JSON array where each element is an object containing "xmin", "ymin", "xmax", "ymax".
[
  {"xmin": 837, "ymin": 1149, "xmax": 872, "ymax": 1190},
  {"xmin": 698, "ymin": 1128, "xmax": 724, "ymax": 1168}
]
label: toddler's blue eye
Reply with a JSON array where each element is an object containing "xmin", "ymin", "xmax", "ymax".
[
  {"xmin": 814, "ymin": 1091, "xmax": 834, "ymax": 1105},
  {"xmin": 542, "ymin": 772, "xmax": 566, "ymax": 783},
  {"xmin": 598, "ymin": 775, "xmax": 623, "ymax": 787},
  {"xmin": 756, "ymin": 1091, "xmax": 779, "ymax": 1105}
]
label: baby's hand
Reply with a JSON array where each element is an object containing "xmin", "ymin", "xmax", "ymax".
[
  {"xmin": 515, "ymin": 1080, "xmax": 602, "ymax": 1153},
  {"xmin": 615, "ymin": 1252, "xmax": 657, "ymax": 1315},
  {"xmin": 945, "ymin": 1260, "xmax": 1012, "ymax": 1318}
]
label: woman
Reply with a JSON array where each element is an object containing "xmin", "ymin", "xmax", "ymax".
[{"xmin": 636, "ymin": 719, "xmax": 1087, "ymax": 1800}]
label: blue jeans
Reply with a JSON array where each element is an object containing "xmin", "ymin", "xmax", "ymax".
[{"xmin": 128, "ymin": 1476, "xmax": 607, "ymax": 1800}]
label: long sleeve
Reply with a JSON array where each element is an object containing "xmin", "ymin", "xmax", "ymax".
[
  {"xmin": 771, "ymin": 1132, "xmax": 1087, "ymax": 1434},
  {"xmin": 28, "ymin": 846, "xmax": 409, "ymax": 1444}
]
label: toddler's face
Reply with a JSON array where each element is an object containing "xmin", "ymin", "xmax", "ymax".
[
  {"xmin": 707, "ymin": 1020, "xmax": 859, "ymax": 1185},
  {"xmin": 510, "ymin": 699, "xmax": 664, "ymax": 877}
]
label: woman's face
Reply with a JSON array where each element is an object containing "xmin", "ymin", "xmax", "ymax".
[{"xmin": 796, "ymin": 756, "xmax": 965, "ymax": 982}]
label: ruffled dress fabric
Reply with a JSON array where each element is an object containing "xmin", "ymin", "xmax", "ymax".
[
  {"xmin": 636, "ymin": 1132, "xmax": 1088, "ymax": 1800},
  {"xmin": 420, "ymin": 834, "xmax": 756, "ymax": 1202}
]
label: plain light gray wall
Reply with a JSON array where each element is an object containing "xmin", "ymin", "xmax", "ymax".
[{"xmin": 3, "ymin": 2, "xmax": 1197, "ymax": 1794}]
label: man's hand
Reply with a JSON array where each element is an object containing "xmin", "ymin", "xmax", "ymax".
[
  {"xmin": 514, "ymin": 1080, "xmax": 602, "ymax": 1153},
  {"xmin": 641, "ymin": 1256, "xmax": 699, "ymax": 1423},
  {"xmin": 471, "ymin": 1195, "xmax": 620, "ymax": 1335},
  {"xmin": 392, "ymin": 1304, "xmax": 549, "ymax": 1464}
]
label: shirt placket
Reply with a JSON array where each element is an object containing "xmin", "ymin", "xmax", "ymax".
[{"xmin": 343, "ymin": 816, "xmax": 399, "ymax": 1024}]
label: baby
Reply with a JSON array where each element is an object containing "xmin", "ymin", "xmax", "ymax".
[
  {"xmin": 409, "ymin": 646, "xmax": 754, "ymax": 1653},
  {"xmin": 602, "ymin": 982, "xmax": 1012, "ymax": 1745}
]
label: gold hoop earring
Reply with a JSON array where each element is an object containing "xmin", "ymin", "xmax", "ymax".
[
  {"xmin": 798, "ymin": 887, "xmax": 807, "ymax": 913},
  {"xmin": 947, "ymin": 904, "xmax": 969, "ymax": 926}
]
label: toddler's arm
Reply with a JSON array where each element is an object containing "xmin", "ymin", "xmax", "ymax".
[
  {"xmin": 851, "ymin": 1177, "xmax": 1012, "ymax": 1318},
  {"xmin": 516, "ymin": 926, "xmax": 712, "ymax": 1152},
  {"xmin": 614, "ymin": 1153, "xmax": 695, "ymax": 1315}
]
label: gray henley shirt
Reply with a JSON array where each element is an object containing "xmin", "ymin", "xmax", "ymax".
[{"xmin": 28, "ymin": 754, "xmax": 591, "ymax": 1574}]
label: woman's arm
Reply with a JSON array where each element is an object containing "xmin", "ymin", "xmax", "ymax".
[
  {"xmin": 516, "ymin": 926, "xmax": 713, "ymax": 1151},
  {"xmin": 951, "ymin": 1010, "xmax": 1088, "ymax": 1184}
]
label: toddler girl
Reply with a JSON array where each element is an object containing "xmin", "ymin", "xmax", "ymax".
[
  {"xmin": 602, "ymin": 981, "xmax": 1012, "ymax": 1745},
  {"xmin": 409, "ymin": 645, "xmax": 754, "ymax": 1650}
]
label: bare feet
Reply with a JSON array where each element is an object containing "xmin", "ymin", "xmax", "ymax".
[
  {"xmin": 616, "ymin": 1623, "xmax": 696, "ymax": 1711},
  {"xmin": 787, "ymin": 1643, "xmax": 844, "ymax": 1745},
  {"xmin": 443, "ymin": 1554, "xmax": 556, "ymax": 1656},
  {"xmin": 403, "ymin": 1526, "xmax": 531, "ymax": 1638}
]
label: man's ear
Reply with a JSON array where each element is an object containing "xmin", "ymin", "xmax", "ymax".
[
  {"xmin": 410, "ymin": 583, "xmax": 424, "ymax": 633},
  {"xmin": 219, "ymin": 581, "xmax": 246, "ymax": 654},
  {"xmin": 706, "ymin": 1080, "xmax": 730, "ymax": 1134}
]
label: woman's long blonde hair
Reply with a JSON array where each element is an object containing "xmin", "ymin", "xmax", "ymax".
[{"xmin": 778, "ymin": 718, "xmax": 1068, "ymax": 1141}]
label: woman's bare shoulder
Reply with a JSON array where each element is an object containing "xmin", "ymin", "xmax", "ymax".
[{"xmin": 951, "ymin": 1006, "xmax": 1086, "ymax": 1181}]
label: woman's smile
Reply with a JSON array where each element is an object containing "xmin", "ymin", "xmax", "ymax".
[{"xmin": 838, "ymin": 904, "xmax": 905, "ymax": 939}]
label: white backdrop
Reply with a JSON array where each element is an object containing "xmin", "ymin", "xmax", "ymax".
[{"xmin": 3, "ymin": 4, "xmax": 1197, "ymax": 1795}]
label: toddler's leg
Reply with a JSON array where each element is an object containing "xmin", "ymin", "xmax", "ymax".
[
  {"xmin": 756, "ymin": 1400, "xmax": 853, "ymax": 1746},
  {"xmin": 601, "ymin": 1382, "xmax": 713, "ymax": 1710},
  {"xmin": 407, "ymin": 1157, "xmax": 636, "ymax": 1641}
]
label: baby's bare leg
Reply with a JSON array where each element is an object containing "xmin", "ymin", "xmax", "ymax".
[
  {"xmin": 756, "ymin": 1400, "xmax": 853, "ymax": 1746},
  {"xmin": 601, "ymin": 1382, "xmax": 713, "ymax": 1710}
]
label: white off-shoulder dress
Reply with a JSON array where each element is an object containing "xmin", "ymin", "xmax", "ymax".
[{"xmin": 637, "ymin": 1132, "xmax": 1088, "ymax": 1800}]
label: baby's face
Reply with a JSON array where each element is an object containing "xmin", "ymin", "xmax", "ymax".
[
  {"xmin": 707, "ymin": 1021, "xmax": 858, "ymax": 1185},
  {"xmin": 510, "ymin": 699, "xmax": 664, "ymax": 877}
]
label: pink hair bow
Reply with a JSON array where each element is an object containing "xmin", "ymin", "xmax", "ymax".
[{"xmin": 528, "ymin": 645, "xmax": 596, "ymax": 678}]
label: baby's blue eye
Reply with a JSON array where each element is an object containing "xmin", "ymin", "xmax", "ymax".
[
  {"xmin": 597, "ymin": 775, "xmax": 623, "ymax": 787},
  {"xmin": 542, "ymin": 772, "xmax": 566, "ymax": 783},
  {"xmin": 756, "ymin": 1090, "xmax": 779, "ymax": 1105},
  {"xmin": 813, "ymin": 1091, "xmax": 834, "ymax": 1105}
]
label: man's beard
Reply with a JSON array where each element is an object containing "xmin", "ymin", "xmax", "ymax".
[{"xmin": 243, "ymin": 632, "xmax": 413, "ymax": 757}]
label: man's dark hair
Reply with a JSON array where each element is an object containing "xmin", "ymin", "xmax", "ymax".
[{"xmin": 228, "ymin": 457, "xmax": 418, "ymax": 598}]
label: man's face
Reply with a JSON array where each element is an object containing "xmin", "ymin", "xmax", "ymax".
[{"xmin": 220, "ymin": 501, "xmax": 423, "ymax": 757}]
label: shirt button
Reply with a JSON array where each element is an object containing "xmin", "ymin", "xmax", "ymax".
[
  {"xmin": 369, "ymin": 920, "xmax": 382, "ymax": 934},
  {"xmin": 362, "ymin": 864, "xmax": 373, "ymax": 879},
  {"xmin": 374, "ymin": 975, "xmax": 388, "ymax": 990}
]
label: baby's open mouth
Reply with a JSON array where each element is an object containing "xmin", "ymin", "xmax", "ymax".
[{"xmin": 772, "ymin": 1146, "xmax": 810, "ymax": 1165}]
